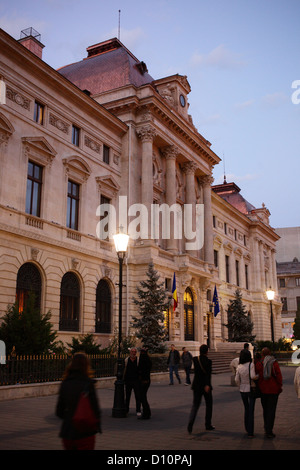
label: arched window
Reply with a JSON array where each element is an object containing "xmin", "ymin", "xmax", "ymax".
[
  {"xmin": 59, "ymin": 272, "xmax": 80, "ymax": 331},
  {"xmin": 16, "ymin": 262, "xmax": 42, "ymax": 313},
  {"xmin": 95, "ymin": 279, "xmax": 112, "ymax": 333},
  {"xmin": 184, "ymin": 287, "xmax": 194, "ymax": 341}
]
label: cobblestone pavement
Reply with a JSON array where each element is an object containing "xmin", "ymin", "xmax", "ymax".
[{"xmin": 0, "ymin": 366, "xmax": 299, "ymax": 453}]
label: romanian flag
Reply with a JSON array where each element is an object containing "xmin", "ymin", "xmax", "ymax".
[
  {"xmin": 213, "ymin": 285, "xmax": 220, "ymax": 317},
  {"xmin": 172, "ymin": 273, "xmax": 178, "ymax": 311}
]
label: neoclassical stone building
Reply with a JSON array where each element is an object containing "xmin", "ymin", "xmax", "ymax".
[{"xmin": 0, "ymin": 28, "xmax": 281, "ymax": 353}]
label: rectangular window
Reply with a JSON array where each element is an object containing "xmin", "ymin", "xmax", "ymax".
[
  {"xmin": 103, "ymin": 144, "xmax": 110, "ymax": 164},
  {"xmin": 67, "ymin": 180, "xmax": 79, "ymax": 230},
  {"xmin": 236, "ymin": 260, "xmax": 240, "ymax": 286},
  {"xmin": 72, "ymin": 125, "xmax": 80, "ymax": 146},
  {"xmin": 34, "ymin": 101, "xmax": 44, "ymax": 125},
  {"xmin": 224, "ymin": 223, "xmax": 227, "ymax": 235},
  {"xmin": 245, "ymin": 265, "xmax": 249, "ymax": 290},
  {"xmin": 281, "ymin": 297, "xmax": 287, "ymax": 312},
  {"xmin": 225, "ymin": 255, "xmax": 230, "ymax": 283},
  {"xmin": 100, "ymin": 195, "xmax": 111, "ymax": 240},
  {"xmin": 214, "ymin": 250, "xmax": 218, "ymax": 268},
  {"xmin": 25, "ymin": 161, "xmax": 43, "ymax": 217},
  {"xmin": 279, "ymin": 278, "xmax": 286, "ymax": 288},
  {"xmin": 296, "ymin": 278, "xmax": 300, "ymax": 286}
]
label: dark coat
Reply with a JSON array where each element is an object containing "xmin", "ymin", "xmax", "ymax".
[
  {"xmin": 56, "ymin": 372, "xmax": 101, "ymax": 440},
  {"xmin": 191, "ymin": 355, "xmax": 212, "ymax": 393},
  {"xmin": 138, "ymin": 353, "xmax": 152, "ymax": 383},
  {"xmin": 167, "ymin": 349, "xmax": 180, "ymax": 365}
]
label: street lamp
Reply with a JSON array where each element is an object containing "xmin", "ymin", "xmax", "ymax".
[
  {"xmin": 266, "ymin": 287, "xmax": 275, "ymax": 345},
  {"xmin": 112, "ymin": 226, "xmax": 129, "ymax": 418}
]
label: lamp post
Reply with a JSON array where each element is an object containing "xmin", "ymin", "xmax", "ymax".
[
  {"xmin": 112, "ymin": 226, "xmax": 129, "ymax": 418},
  {"xmin": 266, "ymin": 287, "xmax": 275, "ymax": 345}
]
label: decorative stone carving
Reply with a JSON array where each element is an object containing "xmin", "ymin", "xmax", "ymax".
[
  {"xmin": 6, "ymin": 86, "xmax": 30, "ymax": 110},
  {"xmin": 84, "ymin": 135, "xmax": 100, "ymax": 153},
  {"xmin": 31, "ymin": 247, "xmax": 39, "ymax": 260},
  {"xmin": 182, "ymin": 161, "xmax": 197, "ymax": 175},
  {"xmin": 49, "ymin": 114, "xmax": 69, "ymax": 134},
  {"xmin": 136, "ymin": 125, "xmax": 156, "ymax": 142}
]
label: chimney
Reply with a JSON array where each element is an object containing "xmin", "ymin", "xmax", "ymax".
[{"xmin": 18, "ymin": 28, "xmax": 44, "ymax": 59}]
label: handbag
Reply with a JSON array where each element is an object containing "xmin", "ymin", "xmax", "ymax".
[
  {"xmin": 249, "ymin": 363, "xmax": 261, "ymax": 398},
  {"xmin": 72, "ymin": 386, "xmax": 99, "ymax": 434}
]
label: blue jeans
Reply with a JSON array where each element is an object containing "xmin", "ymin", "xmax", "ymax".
[
  {"xmin": 240, "ymin": 392, "xmax": 256, "ymax": 435},
  {"xmin": 169, "ymin": 365, "xmax": 181, "ymax": 384}
]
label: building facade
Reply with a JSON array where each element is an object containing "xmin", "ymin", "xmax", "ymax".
[
  {"xmin": 275, "ymin": 227, "xmax": 300, "ymax": 339},
  {"xmin": 0, "ymin": 28, "xmax": 281, "ymax": 353}
]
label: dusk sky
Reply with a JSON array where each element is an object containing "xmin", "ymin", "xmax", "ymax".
[{"xmin": 1, "ymin": 0, "xmax": 299, "ymax": 228}]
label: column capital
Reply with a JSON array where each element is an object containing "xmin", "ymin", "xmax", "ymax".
[
  {"xmin": 182, "ymin": 161, "xmax": 197, "ymax": 174},
  {"xmin": 199, "ymin": 174, "xmax": 214, "ymax": 187},
  {"xmin": 136, "ymin": 125, "xmax": 156, "ymax": 142},
  {"xmin": 162, "ymin": 144, "xmax": 179, "ymax": 161}
]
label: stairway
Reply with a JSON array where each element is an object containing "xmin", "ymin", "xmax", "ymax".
[{"xmin": 208, "ymin": 351, "xmax": 238, "ymax": 374}]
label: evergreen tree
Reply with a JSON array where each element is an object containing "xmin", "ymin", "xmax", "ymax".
[
  {"xmin": 0, "ymin": 292, "xmax": 58, "ymax": 355},
  {"xmin": 225, "ymin": 289, "xmax": 255, "ymax": 343},
  {"xmin": 293, "ymin": 310, "xmax": 300, "ymax": 340},
  {"xmin": 131, "ymin": 262, "xmax": 170, "ymax": 353}
]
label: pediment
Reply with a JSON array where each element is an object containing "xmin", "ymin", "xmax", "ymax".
[
  {"xmin": 63, "ymin": 156, "xmax": 91, "ymax": 182},
  {"xmin": 95, "ymin": 174, "xmax": 120, "ymax": 197},
  {"xmin": 22, "ymin": 136, "xmax": 57, "ymax": 165},
  {"xmin": 0, "ymin": 112, "xmax": 15, "ymax": 135}
]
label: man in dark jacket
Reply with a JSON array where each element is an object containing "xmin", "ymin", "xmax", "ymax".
[
  {"xmin": 187, "ymin": 344, "xmax": 214, "ymax": 433},
  {"xmin": 167, "ymin": 344, "xmax": 181, "ymax": 385}
]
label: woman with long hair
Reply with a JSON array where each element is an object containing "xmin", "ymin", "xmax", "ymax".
[
  {"xmin": 56, "ymin": 352, "xmax": 101, "ymax": 450},
  {"xmin": 235, "ymin": 350, "xmax": 258, "ymax": 438}
]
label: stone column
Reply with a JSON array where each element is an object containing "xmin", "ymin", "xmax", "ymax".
[
  {"xmin": 182, "ymin": 162, "xmax": 197, "ymax": 256},
  {"xmin": 200, "ymin": 175, "xmax": 214, "ymax": 265},
  {"xmin": 137, "ymin": 125, "xmax": 156, "ymax": 238},
  {"xmin": 163, "ymin": 145, "xmax": 179, "ymax": 253}
]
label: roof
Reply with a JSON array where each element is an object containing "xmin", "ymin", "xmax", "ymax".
[
  {"xmin": 57, "ymin": 38, "xmax": 155, "ymax": 95},
  {"xmin": 212, "ymin": 180, "xmax": 256, "ymax": 215},
  {"xmin": 277, "ymin": 259, "xmax": 300, "ymax": 275}
]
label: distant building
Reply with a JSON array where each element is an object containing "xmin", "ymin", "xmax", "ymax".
[
  {"xmin": 0, "ymin": 28, "xmax": 281, "ymax": 353},
  {"xmin": 275, "ymin": 227, "xmax": 300, "ymax": 339}
]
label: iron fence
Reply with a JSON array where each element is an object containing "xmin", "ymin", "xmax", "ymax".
[{"xmin": 0, "ymin": 353, "xmax": 169, "ymax": 386}]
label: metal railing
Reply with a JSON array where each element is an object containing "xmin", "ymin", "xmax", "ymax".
[{"xmin": 0, "ymin": 354, "xmax": 169, "ymax": 386}]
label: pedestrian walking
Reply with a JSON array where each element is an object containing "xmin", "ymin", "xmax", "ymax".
[
  {"xmin": 255, "ymin": 347, "xmax": 282, "ymax": 438},
  {"xmin": 187, "ymin": 344, "xmax": 214, "ymax": 433},
  {"xmin": 235, "ymin": 349, "xmax": 258, "ymax": 438},
  {"xmin": 294, "ymin": 366, "xmax": 300, "ymax": 398},
  {"xmin": 55, "ymin": 352, "xmax": 101, "ymax": 450},
  {"xmin": 124, "ymin": 347, "xmax": 141, "ymax": 416},
  {"xmin": 167, "ymin": 344, "xmax": 181, "ymax": 385},
  {"xmin": 138, "ymin": 348, "xmax": 152, "ymax": 419},
  {"xmin": 182, "ymin": 347, "xmax": 193, "ymax": 385}
]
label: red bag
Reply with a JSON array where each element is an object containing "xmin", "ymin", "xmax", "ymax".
[{"xmin": 72, "ymin": 391, "xmax": 99, "ymax": 434}]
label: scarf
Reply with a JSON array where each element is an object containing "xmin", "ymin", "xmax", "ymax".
[{"xmin": 263, "ymin": 355, "xmax": 276, "ymax": 379}]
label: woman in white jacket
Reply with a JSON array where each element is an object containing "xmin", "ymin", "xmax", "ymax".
[{"xmin": 235, "ymin": 350, "xmax": 259, "ymax": 438}]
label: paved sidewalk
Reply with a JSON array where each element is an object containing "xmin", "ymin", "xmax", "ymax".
[{"xmin": 0, "ymin": 366, "xmax": 299, "ymax": 452}]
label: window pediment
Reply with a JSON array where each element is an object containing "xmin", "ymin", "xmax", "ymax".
[
  {"xmin": 22, "ymin": 136, "xmax": 56, "ymax": 166},
  {"xmin": 0, "ymin": 112, "xmax": 15, "ymax": 145},
  {"xmin": 63, "ymin": 156, "xmax": 91, "ymax": 183},
  {"xmin": 95, "ymin": 175, "xmax": 120, "ymax": 198}
]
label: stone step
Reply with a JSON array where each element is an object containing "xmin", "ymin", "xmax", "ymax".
[{"xmin": 208, "ymin": 351, "xmax": 238, "ymax": 374}]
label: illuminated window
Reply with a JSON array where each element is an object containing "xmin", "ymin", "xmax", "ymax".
[{"xmin": 184, "ymin": 288, "xmax": 194, "ymax": 341}]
